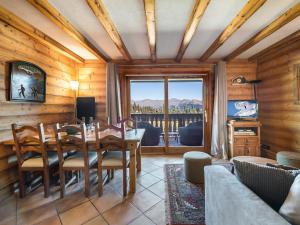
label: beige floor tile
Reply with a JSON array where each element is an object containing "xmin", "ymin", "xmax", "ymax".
[
  {"xmin": 17, "ymin": 187, "xmax": 56, "ymax": 213},
  {"xmin": 89, "ymin": 182, "xmax": 113, "ymax": 199},
  {"xmin": 91, "ymin": 190, "xmax": 123, "ymax": 213},
  {"xmin": 17, "ymin": 202, "xmax": 57, "ymax": 225},
  {"xmin": 7, "ymin": 155, "xmax": 191, "ymax": 225},
  {"xmin": 149, "ymin": 167, "xmax": 165, "ymax": 180},
  {"xmin": 151, "ymin": 161, "xmax": 168, "ymax": 167},
  {"xmin": 110, "ymin": 180, "xmax": 145, "ymax": 195},
  {"xmin": 128, "ymin": 214, "xmax": 156, "ymax": 225},
  {"xmin": 34, "ymin": 215, "xmax": 62, "ymax": 225},
  {"xmin": 137, "ymin": 174, "xmax": 161, "ymax": 188},
  {"xmin": 55, "ymin": 191, "xmax": 89, "ymax": 213},
  {"xmin": 83, "ymin": 215, "xmax": 108, "ymax": 225},
  {"xmin": 127, "ymin": 189, "xmax": 161, "ymax": 212},
  {"xmin": 148, "ymin": 180, "xmax": 166, "ymax": 199},
  {"xmin": 137, "ymin": 170, "xmax": 147, "ymax": 176},
  {"xmin": 141, "ymin": 163, "xmax": 161, "ymax": 173},
  {"xmin": 102, "ymin": 201, "xmax": 141, "ymax": 225},
  {"xmin": 59, "ymin": 202, "xmax": 98, "ymax": 225},
  {"xmin": 145, "ymin": 201, "xmax": 166, "ymax": 225}
]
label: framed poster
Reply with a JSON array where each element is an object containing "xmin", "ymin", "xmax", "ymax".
[{"xmin": 9, "ymin": 61, "xmax": 46, "ymax": 102}]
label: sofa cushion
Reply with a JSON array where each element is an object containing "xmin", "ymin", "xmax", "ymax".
[
  {"xmin": 205, "ymin": 165, "xmax": 292, "ymax": 225},
  {"xmin": 279, "ymin": 175, "xmax": 300, "ymax": 225},
  {"xmin": 233, "ymin": 159, "xmax": 300, "ymax": 210}
]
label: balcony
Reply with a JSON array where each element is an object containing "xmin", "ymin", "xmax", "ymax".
[{"xmin": 131, "ymin": 113, "xmax": 203, "ymax": 146}]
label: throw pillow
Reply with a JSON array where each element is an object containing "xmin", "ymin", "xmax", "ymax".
[
  {"xmin": 279, "ymin": 175, "xmax": 300, "ymax": 225},
  {"xmin": 233, "ymin": 159, "xmax": 300, "ymax": 210}
]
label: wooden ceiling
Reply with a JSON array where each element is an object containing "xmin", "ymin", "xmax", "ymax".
[{"xmin": 0, "ymin": 0, "xmax": 299, "ymax": 63}]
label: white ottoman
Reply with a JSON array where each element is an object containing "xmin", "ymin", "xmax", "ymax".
[{"xmin": 183, "ymin": 151, "xmax": 212, "ymax": 184}]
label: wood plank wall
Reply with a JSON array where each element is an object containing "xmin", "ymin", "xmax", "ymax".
[
  {"xmin": 0, "ymin": 20, "xmax": 77, "ymax": 200},
  {"xmin": 227, "ymin": 61, "xmax": 257, "ymax": 100},
  {"xmin": 77, "ymin": 60, "xmax": 107, "ymax": 120},
  {"xmin": 256, "ymin": 39, "xmax": 300, "ymax": 158}
]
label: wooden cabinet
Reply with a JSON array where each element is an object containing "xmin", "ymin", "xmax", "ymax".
[{"xmin": 227, "ymin": 120, "xmax": 261, "ymax": 158}]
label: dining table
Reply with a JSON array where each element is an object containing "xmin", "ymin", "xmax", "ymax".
[{"xmin": 3, "ymin": 128, "xmax": 145, "ymax": 194}]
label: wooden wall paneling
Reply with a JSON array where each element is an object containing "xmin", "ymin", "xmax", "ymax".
[
  {"xmin": 0, "ymin": 19, "xmax": 79, "ymax": 199},
  {"xmin": 0, "ymin": 22, "xmax": 77, "ymax": 141},
  {"xmin": 256, "ymin": 38, "xmax": 300, "ymax": 158},
  {"xmin": 0, "ymin": 5, "xmax": 84, "ymax": 63},
  {"xmin": 227, "ymin": 61, "xmax": 257, "ymax": 100},
  {"xmin": 118, "ymin": 64, "xmax": 215, "ymax": 75},
  {"xmin": 27, "ymin": 0, "xmax": 108, "ymax": 62},
  {"xmin": 77, "ymin": 61, "xmax": 107, "ymax": 120}
]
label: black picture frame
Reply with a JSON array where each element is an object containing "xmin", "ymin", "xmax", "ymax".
[{"xmin": 9, "ymin": 61, "xmax": 46, "ymax": 103}]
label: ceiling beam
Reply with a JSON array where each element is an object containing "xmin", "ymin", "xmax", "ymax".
[
  {"xmin": 143, "ymin": 0, "xmax": 156, "ymax": 62},
  {"xmin": 27, "ymin": 0, "xmax": 109, "ymax": 62},
  {"xmin": 86, "ymin": 0, "xmax": 132, "ymax": 61},
  {"xmin": 199, "ymin": 0, "xmax": 267, "ymax": 61},
  {"xmin": 0, "ymin": 6, "xmax": 84, "ymax": 63},
  {"xmin": 225, "ymin": 2, "xmax": 300, "ymax": 61},
  {"xmin": 175, "ymin": 0, "xmax": 210, "ymax": 62},
  {"xmin": 249, "ymin": 29, "xmax": 300, "ymax": 61}
]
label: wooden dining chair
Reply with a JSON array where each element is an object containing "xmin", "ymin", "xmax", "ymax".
[
  {"xmin": 54, "ymin": 123, "xmax": 97, "ymax": 198},
  {"xmin": 95, "ymin": 122, "xmax": 129, "ymax": 197},
  {"xmin": 12, "ymin": 123, "xmax": 59, "ymax": 198}
]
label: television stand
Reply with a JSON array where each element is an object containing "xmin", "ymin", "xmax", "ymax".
[{"xmin": 227, "ymin": 120, "xmax": 261, "ymax": 158}]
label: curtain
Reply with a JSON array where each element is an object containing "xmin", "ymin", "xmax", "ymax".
[
  {"xmin": 211, "ymin": 61, "xmax": 228, "ymax": 159},
  {"xmin": 106, "ymin": 63, "xmax": 122, "ymax": 125}
]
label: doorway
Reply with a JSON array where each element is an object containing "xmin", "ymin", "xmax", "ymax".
[{"xmin": 127, "ymin": 75, "xmax": 210, "ymax": 153}]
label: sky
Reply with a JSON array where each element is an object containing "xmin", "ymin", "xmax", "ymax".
[{"xmin": 131, "ymin": 80, "xmax": 203, "ymax": 101}]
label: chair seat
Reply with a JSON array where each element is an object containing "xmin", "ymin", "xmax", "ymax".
[
  {"xmin": 22, "ymin": 151, "xmax": 59, "ymax": 168},
  {"xmin": 102, "ymin": 151, "xmax": 130, "ymax": 167},
  {"xmin": 63, "ymin": 152, "xmax": 97, "ymax": 168}
]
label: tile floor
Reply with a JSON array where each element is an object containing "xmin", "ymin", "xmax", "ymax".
[{"xmin": 0, "ymin": 154, "xmax": 227, "ymax": 225}]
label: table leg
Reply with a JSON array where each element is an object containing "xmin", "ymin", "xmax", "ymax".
[
  {"xmin": 129, "ymin": 143, "xmax": 137, "ymax": 193},
  {"xmin": 137, "ymin": 142, "xmax": 142, "ymax": 172}
]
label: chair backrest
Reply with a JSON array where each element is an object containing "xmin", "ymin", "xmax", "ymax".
[
  {"xmin": 12, "ymin": 124, "xmax": 44, "ymax": 166},
  {"xmin": 95, "ymin": 122, "xmax": 126, "ymax": 153},
  {"xmin": 97, "ymin": 118, "xmax": 109, "ymax": 131},
  {"xmin": 54, "ymin": 123, "xmax": 88, "ymax": 165}
]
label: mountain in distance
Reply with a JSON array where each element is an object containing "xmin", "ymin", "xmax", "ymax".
[{"xmin": 132, "ymin": 98, "xmax": 202, "ymax": 110}]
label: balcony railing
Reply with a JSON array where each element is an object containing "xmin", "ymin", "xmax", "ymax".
[{"xmin": 131, "ymin": 113, "xmax": 203, "ymax": 133}]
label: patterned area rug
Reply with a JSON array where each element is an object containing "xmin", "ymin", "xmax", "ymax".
[{"xmin": 165, "ymin": 164, "xmax": 205, "ymax": 225}]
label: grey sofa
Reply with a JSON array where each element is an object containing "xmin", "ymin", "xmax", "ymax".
[{"xmin": 204, "ymin": 165, "xmax": 291, "ymax": 225}]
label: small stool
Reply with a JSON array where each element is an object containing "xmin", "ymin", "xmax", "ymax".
[
  {"xmin": 277, "ymin": 151, "xmax": 300, "ymax": 168},
  {"xmin": 183, "ymin": 151, "xmax": 212, "ymax": 184}
]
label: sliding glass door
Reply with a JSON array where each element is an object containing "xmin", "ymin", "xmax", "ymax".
[
  {"xmin": 130, "ymin": 80, "xmax": 165, "ymax": 147},
  {"xmin": 168, "ymin": 79, "xmax": 204, "ymax": 147},
  {"xmin": 129, "ymin": 76, "xmax": 206, "ymax": 152}
]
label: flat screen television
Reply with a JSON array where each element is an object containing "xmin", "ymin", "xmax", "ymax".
[
  {"xmin": 76, "ymin": 97, "xmax": 95, "ymax": 120},
  {"xmin": 227, "ymin": 100, "xmax": 258, "ymax": 119}
]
